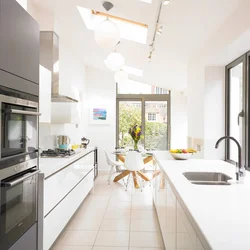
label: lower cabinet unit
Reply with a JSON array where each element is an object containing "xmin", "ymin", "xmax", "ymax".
[
  {"xmin": 153, "ymin": 160, "xmax": 206, "ymax": 250},
  {"xmin": 177, "ymin": 200, "xmax": 196, "ymax": 249},
  {"xmin": 43, "ymin": 153, "xmax": 94, "ymax": 250}
]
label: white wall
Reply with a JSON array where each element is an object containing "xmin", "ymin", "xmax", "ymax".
[
  {"xmin": 186, "ymin": 0, "xmax": 250, "ymax": 160},
  {"xmin": 171, "ymin": 90, "xmax": 188, "ymax": 149},
  {"xmin": 204, "ymin": 66, "xmax": 225, "ymax": 159},
  {"xmin": 83, "ymin": 67, "xmax": 116, "ymax": 171}
]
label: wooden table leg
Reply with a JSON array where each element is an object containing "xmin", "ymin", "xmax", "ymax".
[
  {"xmin": 143, "ymin": 156, "xmax": 153, "ymax": 164},
  {"xmin": 132, "ymin": 171, "xmax": 140, "ymax": 189},
  {"xmin": 113, "ymin": 170, "xmax": 130, "ymax": 182},
  {"xmin": 151, "ymin": 170, "xmax": 161, "ymax": 180},
  {"xmin": 137, "ymin": 171, "xmax": 150, "ymax": 181}
]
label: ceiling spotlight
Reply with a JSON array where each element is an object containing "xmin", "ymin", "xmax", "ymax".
[{"xmin": 163, "ymin": 0, "xmax": 171, "ymax": 5}]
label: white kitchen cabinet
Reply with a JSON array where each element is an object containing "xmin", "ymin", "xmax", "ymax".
[
  {"xmin": 153, "ymin": 159, "xmax": 206, "ymax": 250},
  {"xmin": 39, "ymin": 65, "xmax": 51, "ymax": 123},
  {"xmin": 44, "ymin": 152, "xmax": 94, "ymax": 215},
  {"xmin": 177, "ymin": 200, "xmax": 196, "ymax": 249},
  {"xmin": 43, "ymin": 169, "xmax": 94, "ymax": 250},
  {"xmin": 165, "ymin": 179, "xmax": 176, "ymax": 250},
  {"xmin": 153, "ymin": 162, "xmax": 176, "ymax": 250},
  {"xmin": 51, "ymin": 101, "xmax": 81, "ymax": 124}
]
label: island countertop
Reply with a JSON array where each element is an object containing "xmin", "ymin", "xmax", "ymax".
[
  {"xmin": 39, "ymin": 147, "xmax": 96, "ymax": 178},
  {"xmin": 153, "ymin": 151, "xmax": 250, "ymax": 250}
]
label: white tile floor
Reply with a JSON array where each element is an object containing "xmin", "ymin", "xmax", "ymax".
[{"xmin": 52, "ymin": 172, "xmax": 164, "ymax": 250}]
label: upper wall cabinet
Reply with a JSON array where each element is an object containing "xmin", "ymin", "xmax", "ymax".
[
  {"xmin": 39, "ymin": 65, "xmax": 52, "ymax": 123},
  {"xmin": 0, "ymin": 0, "xmax": 39, "ymax": 84}
]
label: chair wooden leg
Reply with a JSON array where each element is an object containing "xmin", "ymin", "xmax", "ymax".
[{"xmin": 132, "ymin": 171, "xmax": 140, "ymax": 189}]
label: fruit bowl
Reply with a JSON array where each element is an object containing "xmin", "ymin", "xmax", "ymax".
[{"xmin": 170, "ymin": 152, "xmax": 193, "ymax": 160}]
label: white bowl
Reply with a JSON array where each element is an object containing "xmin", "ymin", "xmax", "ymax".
[{"xmin": 170, "ymin": 152, "xmax": 193, "ymax": 160}]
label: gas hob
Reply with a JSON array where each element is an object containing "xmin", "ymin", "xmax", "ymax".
[{"xmin": 40, "ymin": 149, "xmax": 76, "ymax": 158}]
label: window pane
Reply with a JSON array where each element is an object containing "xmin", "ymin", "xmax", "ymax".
[
  {"xmin": 118, "ymin": 101, "xmax": 142, "ymax": 148},
  {"xmin": 145, "ymin": 101, "xmax": 168, "ymax": 150},
  {"xmin": 229, "ymin": 62, "xmax": 243, "ymax": 162},
  {"xmin": 117, "ymin": 80, "xmax": 169, "ymax": 94}
]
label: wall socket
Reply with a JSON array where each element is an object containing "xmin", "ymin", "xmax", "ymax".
[{"xmin": 197, "ymin": 144, "xmax": 201, "ymax": 151}]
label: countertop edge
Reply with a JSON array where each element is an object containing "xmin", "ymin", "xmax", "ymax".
[{"xmin": 40, "ymin": 147, "xmax": 96, "ymax": 179}]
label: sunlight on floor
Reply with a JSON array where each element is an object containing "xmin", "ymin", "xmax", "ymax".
[{"xmin": 52, "ymin": 172, "xmax": 164, "ymax": 250}]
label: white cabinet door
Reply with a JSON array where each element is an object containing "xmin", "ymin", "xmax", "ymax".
[
  {"xmin": 158, "ymin": 173, "xmax": 166, "ymax": 238},
  {"xmin": 51, "ymin": 102, "xmax": 81, "ymax": 124},
  {"xmin": 39, "ymin": 65, "xmax": 51, "ymax": 123},
  {"xmin": 44, "ymin": 153, "xmax": 94, "ymax": 216},
  {"xmin": 177, "ymin": 200, "xmax": 196, "ymax": 250},
  {"xmin": 44, "ymin": 170, "xmax": 94, "ymax": 250},
  {"xmin": 165, "ymin": 179, "xmax": 176, "ymax": 250}
]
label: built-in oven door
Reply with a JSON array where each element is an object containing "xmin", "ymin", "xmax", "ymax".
[
  {"xmin": 0, "ymin": 99, "xmax": 39, "ymax": 168},
  {"xmin": 0, "ymin": 168, "xmax": 39, "ymax": 250}
]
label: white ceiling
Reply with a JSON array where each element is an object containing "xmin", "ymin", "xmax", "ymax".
[{"xmin": 33, "ymin": 0, "xmax": 243, "ymax": 90}]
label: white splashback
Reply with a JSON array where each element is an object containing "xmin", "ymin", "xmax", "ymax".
[{"xmin": 39, "ymin": 123, "xmax": 83, "ymax": 149}]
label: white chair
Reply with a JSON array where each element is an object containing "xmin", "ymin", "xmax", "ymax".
[
  {"xmin": 124, "ymin": 151, "xmax": 145, "ymax": 192},
  {"xmin": 103, "ymin": 149, "xmax": 124, "ymax": 185}
]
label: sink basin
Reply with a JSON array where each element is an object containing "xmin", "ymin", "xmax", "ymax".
[
  {"xmin": 183, "ymin": 172, "xmax": 232, "ymax": 185},
  {"xmin": 191, "ymin": 181, "xmax": 231, "ymax": 185}
]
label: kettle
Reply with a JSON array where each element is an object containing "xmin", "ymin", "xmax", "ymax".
[
  {"xmin": 81, "ymin": 137, "xmax": 90, "ymax": 148},
  {"xmin": 56, "ymin": 135, "xmax": 71, "ymax": 149}
]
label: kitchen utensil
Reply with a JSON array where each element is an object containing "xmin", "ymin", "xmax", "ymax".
[{"xmin": 56, "ymin": 135, "xmax": 71, "ymax": 149}]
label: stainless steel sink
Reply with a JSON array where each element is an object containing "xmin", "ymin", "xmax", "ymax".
[{"xmin": 183, "ymin": 172, "xmax": 232, "ymax": 185}]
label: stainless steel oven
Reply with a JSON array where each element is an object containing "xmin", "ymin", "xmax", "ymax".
[
  {"xmin": 0, "ymin": 93, "xmax": 40, "ymax": 169},
  {"xmin": 0, "ymin": 162, "xmax": 39, "ymax": 250}
]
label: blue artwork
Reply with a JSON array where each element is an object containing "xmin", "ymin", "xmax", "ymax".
[{"xmin": 93, "ymin": 108, "xmax": 107, "ymax": 120}]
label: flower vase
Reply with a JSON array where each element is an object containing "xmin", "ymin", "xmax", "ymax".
[{"xmin": 134, "ymin": 140, "xmax": 139, "ymax": 151}]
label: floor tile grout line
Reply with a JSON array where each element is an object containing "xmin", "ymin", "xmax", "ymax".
[{"xmin": 91, "ymin": 179, "xmax": 113, "ymax": 248}]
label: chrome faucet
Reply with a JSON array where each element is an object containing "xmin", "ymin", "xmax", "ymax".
[{"xmin": 215, "ymin": 136, "xmax": 245, "ymax": 181}]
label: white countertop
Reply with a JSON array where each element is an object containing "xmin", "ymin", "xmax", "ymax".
[
  {"xmin": 39, "ymin": 147, "xmax": 95, "ymax": 178},
  {"xmin": 153, "ymin": 151, "xmax": 250, "ymax": 250}
]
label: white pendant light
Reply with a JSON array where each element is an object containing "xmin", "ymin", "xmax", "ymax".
[
  {"xmin": 114, "ymin": 70, "xmax": 128, "ymax": 84},
  {"xmin": 94, "ymin": 19, "xmax": 120, "ymax": 48},
  {"xmin": 105, "ymin": 52, "xmax": 125, "ymax": 71}
]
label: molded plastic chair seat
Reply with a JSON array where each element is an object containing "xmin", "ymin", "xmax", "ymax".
[
  {"xmin": 124, "ymin": 151, "xmax": 145, "ymax": 191},
  {"xmin": 104, "ymin": 149, "xmax": 124, "ymax": 185}
]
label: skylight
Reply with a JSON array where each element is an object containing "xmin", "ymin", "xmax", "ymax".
[
  {"xmin": 140, "ymin": 0, "xmax": 152, "ymax": 3},
  {"xmin": 123, "ymin": 65, "xmax": 143, "ymax": 77},
  {"xmin": 77, "ymin": 6, "xmax": 148, "ymax": 44}
]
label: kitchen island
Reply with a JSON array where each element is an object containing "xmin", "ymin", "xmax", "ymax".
[
  {"xmin": 39, "ymin": 147, "xmax": 97, "ymax": 250},
  {"xmin": 153, "ymin": 151, "xmax": 250, "ymax": 250}
]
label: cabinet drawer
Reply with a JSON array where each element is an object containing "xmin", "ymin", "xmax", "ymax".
[
  {"xmin": 44, "ymin": 170, "xmax": 94, "ymax": 250},
  {"xmin": 44, "ymin": 154, "xmax": 94, "ymax": 215}
]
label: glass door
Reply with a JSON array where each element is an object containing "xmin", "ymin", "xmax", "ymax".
[
  {"xmin": 145, "ymin": 101, "xmax": 168, "ymax": 150},
  {"xmin": 117, "ymin": 97, "xmax": 170, "ymax": 150},
  {"xmin": 226, "ymin": 56, "xmax": 246, "ymax": 166},
  {"xmin": 117, "ymin": 100, "xmax": 142, "ymax": 149}
]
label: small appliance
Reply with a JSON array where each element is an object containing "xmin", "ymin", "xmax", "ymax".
[
  {"xmin": 56, "ymin": 135, "xmax": 71, "ymax": 150},
  {"xmin": 81, "ymin": 137, "xmax": 90, "ymax": 148}
]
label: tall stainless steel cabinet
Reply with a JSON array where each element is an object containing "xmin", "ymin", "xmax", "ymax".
[{"xmin": 0, "ymin": 0, "xmax": 39, "ymax": 84}]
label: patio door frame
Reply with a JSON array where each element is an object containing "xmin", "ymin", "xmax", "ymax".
[
  {"xmin": 116, "ymin": 93, "xmax": 171, "ymax": 150},
  {"xmin": 225, "ymin": 55, "xmax": 248, "ymax": 168}
]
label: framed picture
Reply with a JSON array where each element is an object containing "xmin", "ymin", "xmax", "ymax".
[{"xmin": 89, "ymin": 106, "xmax": 110, "ymax": 124}]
